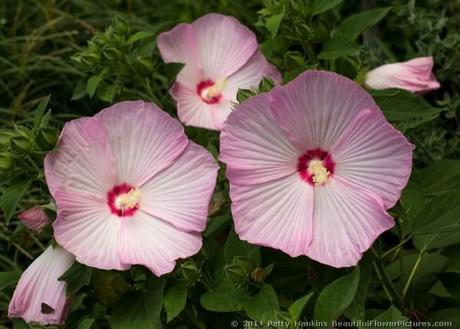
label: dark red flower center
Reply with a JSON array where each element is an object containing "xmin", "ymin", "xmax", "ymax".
[
  {"xmin": 197, "ymin": 79, "xmax": 223, "ymax": 104},
  {"xmin": 107, "ymin": 183, "xmax": 140, "ymax": 217},
  {"xmin": 297, "ymin": 148, "xmax": 335, "ymax": 186}
]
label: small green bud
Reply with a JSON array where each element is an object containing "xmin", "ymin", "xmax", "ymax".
[
  {"xmin": 37, "ymin": 127, "xmax": 58, "ymax": 150},
  {"xmin": 10, "ymin": 127, "xmax": 33, "ymax": 155},
  {"xmin": 177, "ymin": 260, "xmax": 201, "ymax": 284},
  {"xmin": 0, "ymin": 130, "xmax": 12, "ymax": 148},
  {"xmin": 0, "ymin": 151, "xmax": 14, "ymax": 172}
]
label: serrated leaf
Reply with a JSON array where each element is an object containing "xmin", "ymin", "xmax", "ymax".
[
  {"xmin": 265, "ymin": 11, "xmax": 284, "ymax": 38},
  {"xmin": 412, "ymin": 192, "xmax": 460, "ymax": 249},
  {"xmin": 311, "ymin": 0, "xmax": 343, "ymax": 16},
  {"xmin": 224, "ymin": 228, "xmax": 260, "ymax": 264},
  {"xmin": 86, "ymin": 74, "xmax": 103, "ymax": 98},
  {"xmin": 77, "ymin": 318, "xmax": 95, "ymax": 329},
  {"xmin": 244, "ymin": 284, "xmax": 280, "ymax": 321},
  {"xmin": 313, "ymin": 267, "xmax": 360, "ymax": 326},
  {"xmin": 369, "ymin": 306, "xmax": 408, "ymax": 329},
  {"xmin": 200, "ymin": 279, "xmax": 251, "ymax": 312},
  {"xmin": 371, "ymin": 89, "xmax": 441, "ymax": 123},
  {"xmin": 0, "ymin": 180, "xmax": 31, "ymax": 225},
  {"xmin": 419, "ymin": 160, "xmax": 460, "ymax": 196},
  {"xmin": 109, "ymin": 276, "xmax": 164, "ymax": 329},
  {"xmin": 58, "ymin": 261, "xmax": 92, "ymax": 295},
  {"xmin": 33, "ymin": 95, "xmax": 50, "ymax": 130},
  {"xmin": 288, "ymin": 292, "xmax": 313, "ymax": 322},
  {"xmin": 338, "ymin": 7, "xmax": 391, "ymax": 39},
  {"xmin": 164, "ymin": 284, "xmax": 187, "ymax": 323}
]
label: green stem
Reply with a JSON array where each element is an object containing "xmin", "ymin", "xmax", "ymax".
[
  {"xmin": 403, "ymin": 249, "xmax": 424, "ymax": 298},
  {"xmin": 372, "ymin": 248, "xmax": 407, "ymax": 312}
]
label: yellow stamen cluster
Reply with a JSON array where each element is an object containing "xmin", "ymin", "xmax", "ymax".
[
  {"xmin": 308, "ymin": 160, "xmax": 330, "ymax": 185},
  {"xmin": 201, "ymin": 78, "xmax": 227, "ymax": 100},
  {"xmin": 116, "ymin": 188, "xmax": 141, "ymax": 210}
]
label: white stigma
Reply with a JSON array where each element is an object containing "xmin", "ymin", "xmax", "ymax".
[
  {"xmin": 115, "ymin": 188, "xmax": 141, "ymax": 210},
  {"xmin": 308, "ymin": 160, "xmax": 330, "ymax": 185}
]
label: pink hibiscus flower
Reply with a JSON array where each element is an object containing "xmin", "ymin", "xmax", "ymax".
[
  {"xmin": 365, "ymin": 57, "xmax": 440, "ymax": 93},
  {"xmin": 8, "ymin": 246, "xmax": 74, "ymax": 325},
  {"xmin": 157, "ymin": 13, "xmax": 281, "ymax": 131},
  {"xmin": 220, "ymin": 71, "xmax": 413, "ymax": 268},
  {"xmin": 44, "ymin": 101, "xmax": 218, "ymax": 275}
]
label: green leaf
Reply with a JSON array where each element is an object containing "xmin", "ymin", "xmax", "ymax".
[
  {"xmin": 369, "ymin": 306, "xmax": 408, "ymax": 329},
  {"xmin": 86, "ymin": 74, "xmax": 104, "ymax": 98},
  {"xmin": 413, "ymin": 192, "xmax": 460, "ymax": 250},
  {"xmin": 72, "ymin": 80, "xmax": 87, "ymax": 101},
  {"xmin": 96, "ymin": 84, "xmax": 116, "ymax": 102},
  {"xmin": 337, "ymin": 7, "xmax": 391, "ymax": 39},
  {"xmin": 224, "ymin": 228, "xmax": 260, "ymax": 264},
  {"xmin": 58, "ymin": 261, "xmax": 92, "ymax": 296},
  {"xmin": 438, "ymin": 273, "xmax": 460, "ymax": 298},
  {"xmin": 200, "ymin": 279, "xmax": 251, "ymax": 312},
  {"xmin": 265, "ymin": 10, "xmax": 284, "ymax": 38},
  {"xmin": 288, "ymin": 292, "xmax": 313, "ymax": 322},
  {"xmin": 0, "ymin": 180, "xmax": 31, "ymax": 225},
  {"xmin": 419, "ymin": 160, "xmax": 460, "ymax": 196},
  {"xmin": 127, "ymin": 31, "xmax": 155, "ymax": 44},
  {"xmin": 164, "ymin": 62, "xmax": 185, "ymax": 85},
  {"xmin": 313, "ymin": 267, "xmax": 360, "ymax": 326},
  {"xmin": 345, "ymin": 255, "xmax": 373, "ymax": 324},
  {"xmin": 11, "ymin": 319, "xmax": 30, "ymax": 329},
  {"xmin": 426, "ymin": 308, "xmax": 460, "ymax": 328},
  {"xmin": 318, "ymin": 32, "xmax": 359, "ymax": 60},
  {"xmin": 33, "ymin": 95, "xmax": 51, "ymax": 130},
  {"xmin": 371, "ymin": 89, "xmax": 441, "ymax": 124},
  {"xmin": 164, "ymin": 284, "xmax": 187, "ymax": 323},
  {"xmin": 311, "ymin": 0, "xmax": 343, "ymax": 16},
  {"xmin": 77, "ymin": 318, "xmax": 95, "ymax": 329},
  {"xmin": 244, "ymin": 284, "xmax": 280, "ymax": 321},
  {"xmin": 0, "ymin": 271, "xmax": 20, "ymax": 290},
  {"xmin": 109, "ymin": 276, "xmax": 164, "ymax": 329}
]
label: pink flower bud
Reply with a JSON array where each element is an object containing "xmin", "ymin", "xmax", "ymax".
[
  {"xmin": 365, "ymin": 57, "xmax": 440, "ymax": 93},
  {"xmin": 18, "ymin": 207, "xmax": 49, "ymax": 232}
]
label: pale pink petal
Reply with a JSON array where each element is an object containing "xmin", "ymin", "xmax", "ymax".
[
  {"xmin": 230, "ymin": 174, "xmax": 314, "ymax": 257},
  {"xmin": 365, "ymin": 56, "xmax": 440, "ymax": 93},
  {"xmin": 157, "ymin": 23, "xmax": 203, "ymax": 90},
  {"xmin": 96, "ymin": 101, "xmax": 188, "ymax": 186},
  {"xmin": 192, "ymin": 13, "xmax": 257, "ymax": 78},
  {"xmin": 209, "ymin": 99, "xmax": 235, "ymax": 130},
  {"xmin": 44, "ymin": 116, "xmax": 116, "ymax": 196},
  {"xmin": 330, "ymin": 109, "xmax": 414, "ymax": 208},
  {"xmin": 8, "ymin": 246, "xmax": 74, "ymax": 325},
  {"xmin": 222, "ymin": 51, "xmax": 281, "ymax": 100},
  {"xmin": 157, "ymin": 23, "xmax": 200, "ymax": 66},
  {"xmin": 119, "ymin": 211, "xmax": 202, "ymax": 276},
  {"xmin": 171, "ymin": 83, "xmax": 216, "ymax": 130},
  {"xmin": 220, "ymin": 94, "xmax": 299, "ymax": 185},
  {"xmin": 53, "ymin": 190, "xmax": 127, "ymax": 270},
  {"xmin": 19, "ymin": 207, "xmax": 49, "ymax": 232},
  {"xmin": 140, "ymin": 142, "xmax": 218, "ymax": 232},
  {"xmin": 306, "ymin": 177, "xmax": 394, "ymax": 268},
  {"xmin": 270, "ymin": 70, "xmax": 378, "ymax": 152}
]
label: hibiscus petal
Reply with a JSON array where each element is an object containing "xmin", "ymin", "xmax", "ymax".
[
  {"xmin": 44, "ymin": 116, "xmax": 117, "ymax": 197},
  {"xmin": 192, "ymin": 13, "xmax": 257, "ymax": 78},
  {"xmin": 220, "ymin": 94, "xmax": 299, "ymax": 185},
  {"xmin": 53, "ymin": 190, "xmax": 127, "ymax": 270},
  {"xmin": 330, "ymin": 109, "xmax": 413, "ymax": 208},
  {"xmin": 230, "ymin": 174, "xmax": 314, "ymax": 257},
  {"xmin": 270, "ymin": 70, "xmax": 378, "ymax": 152},
  {"xmin": 119, "ymin": 211, "xmax": 202, "ymax": 276},
  {"xmin": 307, "ymin": 177, "xmax": 394, "ymax": 268},
  {"xmin": 222, "ymin": 51, "xmax": 281, "ymax": 100},
  {"xmin": 96, "ymin": 101, "xmax": 188, "ymax": 186},
  {"xmin": 171, "ymin": 83, "xmax": 217, "ymax": 130},
  {"xmin": 140, "ymin": 142, "xmax": 218, "ymax": 232},
  {"xmin": 8, "ymin": 246, "xmax": 74, "ymax": 325}
]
